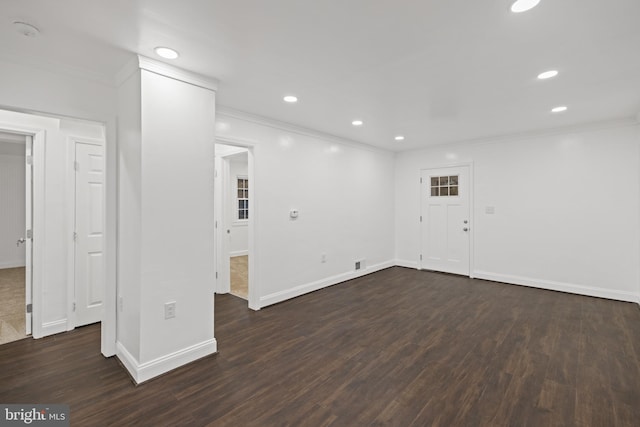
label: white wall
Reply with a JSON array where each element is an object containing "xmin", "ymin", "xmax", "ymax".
[
  {"xmin": 0, "ymin": 146, "xmax": 26, "ymax": 268},
  {"xmin": 228, "ymin": 152, "xmax": 249, "ymax": 256},
  {"xmin": 396, "ymin": 123, "xmax": 640, "ymax": 302},
  {"xmin": 116, "ymin": 61, "xmax": 217, "ymax": 383},
  {"xmin": 139, "ymin": 69, "xmax": 216, "ymax": 364},
  {"xmin": 216, "ymin": 111, "xmax": 396, "ymax": 307},
  {"xmin": 116, "ymin": 71, "xmax": 142, "ymax": 360},
  {"xmin": 0, "ymin": 59, "xmax": 116, "ymax": 122}
]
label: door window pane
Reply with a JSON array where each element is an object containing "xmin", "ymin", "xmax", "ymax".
[{"xmin": 429, "ymin": 175, "xmax": 459, "ymax": 197}]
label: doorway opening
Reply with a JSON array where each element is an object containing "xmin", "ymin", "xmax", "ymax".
[
  {"xmin": 0, "ymin": 131, "xmax": 30, "ymax": 345},
  {"xmin": 214, "ymin": 142, "xmax": 256, "ymax": 308},
  {"xmin": 0, "ymin": 109, "xmax": 107, "ymax": 346}
]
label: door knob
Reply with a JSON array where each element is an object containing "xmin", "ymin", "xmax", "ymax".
[
  {"xmin": 463, "ymin": 228, "xmax": 469, "ymax": 232},
  {"xmin": 16, "ymin": 238, "xmax": 26, "ymax": 246}
]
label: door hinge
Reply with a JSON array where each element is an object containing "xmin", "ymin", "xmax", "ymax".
[
  {"xmin": 26, "ymin": 155, "xmax": 33, "ymax": 165},
  {"xmin": 74, "ymin": 161, "xmax": 79, "ymax": 172},
  {"xmin": 420, "ymin": 216, "xmax": 422, "ymax": 222},
  {"xmin": 420, "ymin": 177, "xmax": 423, "ymax": 184},
  {"xmin": 215, "ymin": 220, "xmax": 218, "ymax": 229},
  {"xmin": 216, "ymin": 272, "xmax": 219, "ymax": 279},
  {"xmin": 26, "ymin": 229, "xmax": 32, "ymax": 239},
  {"xmin": 72, "ymin": 302, "xmax": 76, "ymax": 312},
  {"xmin": 73, "ymin": 232, "xmax": 78, "ymax": 242},
  {"xmin": 26, "ymin": 303, "xmax": 32, "ymax": 313},
  {"xmin": 420, "ymin": 254, "xmax": 423, "ymax": 261}
]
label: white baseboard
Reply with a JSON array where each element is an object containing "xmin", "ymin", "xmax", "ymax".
[
  {"xmin": 116, "ymin": 343, "xmax": 140, "ymax": 382},
  {"xmin": 37, "ymin": 319, "xmax": 68, "ymax": 338},
  {"xmin": 117, "ymin": 338, "xmax": 217, "ymax": 384},
  {"xmin": 0, "ymin": 261, "xmax": 26, "ymax": 269},
  {"xmin": 474, "ymin": 270, "xmax": 639, "ymax": 303},
  {"xmin": 395, "ymin": 259, "xmax": 419, "ymax": 269},
  {"xmin": 260, "ymin": 260, "xmax": 395, "ymax": 308},
  {"xmin": 230, "ymin": 250, "xmax": 248, "ymax": 257}
]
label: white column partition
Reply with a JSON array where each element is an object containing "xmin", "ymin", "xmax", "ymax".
[{"xmin": 116, "ymin": 56, "xmax": 218, "ymax": 383}]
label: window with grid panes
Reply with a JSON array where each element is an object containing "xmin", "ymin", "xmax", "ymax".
[
  {"xmin": 430, "ymin": 175, "xmax": 459, "ymax": 197},
  {"xmin": 237, "ymin": 177, "xmax": 249, "ymax": 220}
]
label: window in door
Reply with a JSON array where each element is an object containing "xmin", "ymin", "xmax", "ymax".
[
  {"xmin": 430, "ymin": 175, "xmax": 459, "ymax": 197},
  {"xmin": 237, "ymin": 176, "xmax": 249, "ymax": 220}
]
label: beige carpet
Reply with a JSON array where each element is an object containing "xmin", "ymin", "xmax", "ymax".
[
  {"xmin": 0, "ymin": 267, "xmax": 27, "ymax": 345},
  {"xmin": 230, "ymin": 255, "xmax": 248, "ymax": 300}
]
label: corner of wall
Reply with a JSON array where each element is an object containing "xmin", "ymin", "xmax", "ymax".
[
  {"xmin": 395, "ymin": 259, "xmax": 419, "ymax": 269},
  {"xmin": 260, "ymin": 260, "xmax": 395, "ymax": 308},
  {"xmin": 117, "ymin": 339, "xmax": 217, "ymax": 384}
]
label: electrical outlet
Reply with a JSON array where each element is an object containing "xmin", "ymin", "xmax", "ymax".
[{"xmin": 165, "ymin": 302, "xmax": 176, "ymax": 319}]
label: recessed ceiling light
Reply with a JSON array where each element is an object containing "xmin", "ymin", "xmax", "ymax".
[
  {"xmin": 154, "ymin": 47, "xmax": 179, "ymax": 59},
  {"xmin": 283, "ymin": 95, "xmax": 298, "ymax": 103},
  {"xmin": 352, "ymin": 120, "xmax": 364, "ymax": 126},
  {"xmin": 551, "ymin": 106, "xmax": 568, "ymax": 113},
  {"xmin": 395, "ymin": 136, "xmax": 405, "ymax": 141},
  {"xmin": 510, "ymin": 0, "xmax": 541, "ymax": 13},
  {"xmin": 537, "ymin": 70, "xmax": 558, "ymax": 80},
  {"xmin": 13, "ymin": 21, "xmax": 40, "ymax": 37}
]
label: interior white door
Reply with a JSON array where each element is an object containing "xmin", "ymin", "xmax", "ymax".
[
  {"xmin": 214, "ymin": 155, "xmax": 231, "ymax": 293},
  {"xmin": 24, "ymin": 136, "xmax": 32, "ymax": 335},
  {"xmin": 74, "ymin": 142, "xmax": 104, "ymax": 326},
  {"xmin": 420, "ymin": 166, "xmax": 470, "ymax": 275}
]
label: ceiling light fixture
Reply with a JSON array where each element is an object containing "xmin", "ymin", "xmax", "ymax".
[
  {"xmin": 510, "ymin": 0, "xmax": 541, "ymax": 13},
  {"xmin": 352, "ymin": 120, "xmax": 363, "ymax": 126},
  {"xmin": 13, "ymin": 21, "xmax": 40, "ymax": 37},
  {"xmin": 551, "ymin": 106, "xmax": 568, "ymax": 113},
  {"xmin": 283, "ymin": 95, "xmax": 298, "ymax": 103},
  {"xmin": 537, "ymin": 70, "xmax": 558, "ymax": 80},
  {"xmin": 395, "ymin": 136, "xmax": 405, "ymax": 141},
  {"xmin": 154, "ymin": 47, "xmax": 179, "ymax": 59}
]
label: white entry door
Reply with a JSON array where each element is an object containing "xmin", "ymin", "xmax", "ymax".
[
  {"xmin": 74, "ymin": 142, "xmax": 104, "ymax": 326},
  {"xmin": 420, "ymin": 166, "xmax": 470, "ymax": 275}
]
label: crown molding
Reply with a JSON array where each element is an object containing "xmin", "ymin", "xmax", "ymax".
[
  {"xmin": 216, "ymin": 106, "xmax": 394, "ymax": 155},
  {"xmin": 402, "ymin": 116, "xmax": 640, "ymax": 154},
  {"xmin": 115, "ymin": 55, "xmax": 219, "ymax": 92}
]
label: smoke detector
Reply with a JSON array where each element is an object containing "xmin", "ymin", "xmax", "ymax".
[{"xmin": 13, "ymin": 21, "xmax": 40, "ymax": 37}]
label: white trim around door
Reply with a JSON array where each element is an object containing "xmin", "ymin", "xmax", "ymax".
[
  {"xmin": 419, "ymin": 163, "xmax": 474, "ymax": 277},
  {"xmin": 215, "ymin": 136, "xmax": 259, "ymax": 311}
]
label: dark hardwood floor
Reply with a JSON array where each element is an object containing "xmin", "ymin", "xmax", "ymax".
[{"xmin": 1, "ymin": 267, "xmax": 639, "ymax": 426}]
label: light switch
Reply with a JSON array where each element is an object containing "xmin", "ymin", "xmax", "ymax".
[{"xmin": 165, "ymin": 302, "xmax": 176, "ymax": 319}]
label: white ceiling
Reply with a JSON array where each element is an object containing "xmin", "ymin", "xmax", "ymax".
[{"xmin": 2, "ymin": 0, "xmax": 639, "ymax": 151}]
